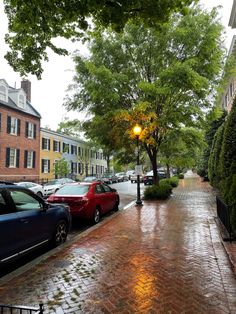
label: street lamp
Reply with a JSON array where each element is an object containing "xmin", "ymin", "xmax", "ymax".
[{"xmin": 133, "ymin": 124, "xmax": 143, "ymax": 206}]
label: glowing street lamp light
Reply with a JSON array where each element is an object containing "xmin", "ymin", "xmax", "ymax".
[{"xmin": 132, "ymin": 124, "xmax": 143, "ymax": 206}]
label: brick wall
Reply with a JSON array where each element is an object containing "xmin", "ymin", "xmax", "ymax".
[{"xmin": 0, "ymin": 105, "xmax": 40, "ymax": 182}]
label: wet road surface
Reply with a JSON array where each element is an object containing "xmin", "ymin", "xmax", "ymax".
[{"xmin": 0, "ymin": 174, "xmax": 235, "ymax": 313}]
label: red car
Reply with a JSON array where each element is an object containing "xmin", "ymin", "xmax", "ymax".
[{"xmin": 47, "ymin": 182, "xmax": 120, "ymax": 224}]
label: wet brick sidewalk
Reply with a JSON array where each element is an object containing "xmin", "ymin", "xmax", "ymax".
[{"xmin": 0, "ymin": 174, "xmax": 236, "ymax": 313}]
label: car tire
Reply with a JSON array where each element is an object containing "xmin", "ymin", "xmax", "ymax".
[
  {"xmin": 93, "ymin": 207, "xmax": 101, "ymax": 224},
  {"xmin": 36, "ymin": 191, "xmax": 43, "ymax": 198},
  {"xmin": 52, "ymin": 220, "xmax": 68, "ymax": 247},
  {"xmin": 113, "ymin": 200, "xmax": 119, "ymax": 212}
]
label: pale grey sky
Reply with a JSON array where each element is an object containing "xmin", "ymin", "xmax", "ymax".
[{"xmin": 0, "ymin": 0, "xmax": 235, "ymax": 129}]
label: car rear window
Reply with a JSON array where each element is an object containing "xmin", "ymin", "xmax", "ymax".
[{"xmin": 55, "ymin": 185, "xmax": 90, "ymax": 195}]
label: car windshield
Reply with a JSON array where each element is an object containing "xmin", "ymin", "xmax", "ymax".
[
  {"xmin": 55, "ymin": 185, "xmax": 90, "ymax": 195},
  {"xmin": 44, "ymin": 179, "xmax": 62, "ymax": 186}
]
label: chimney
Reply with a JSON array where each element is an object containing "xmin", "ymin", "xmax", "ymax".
[{"xmin": 21, "ymin": 79, "xmax": 31, "ymax": 102}]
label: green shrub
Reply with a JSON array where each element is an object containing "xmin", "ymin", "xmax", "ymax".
[
  {"xmin": 178, "ymin": 173, "xmax": 184, "ymax": 179},
  {"xmin": 144, "ymin": 182, "xmax": 172, "ymax": 200},
  {"xmin": 160, "ymin": 177, "xmax": 179, "ymax": 187}
]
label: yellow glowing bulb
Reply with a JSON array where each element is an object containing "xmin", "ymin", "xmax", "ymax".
[{"xmin": 133, "ymin": 125, "xmax": 142, "ymax": 136}]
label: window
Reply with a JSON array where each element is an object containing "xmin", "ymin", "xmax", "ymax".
[
  {"xmin": 63, "ymin": 142, "xmax": 69, "ymax": 153},
  {"xmin": 9, "ymin": 190, "xmax": 42, "ymax": 211},
  {"xmin": 95, "ymin": 184, "xmax": 104, "ymax": 194},
  {"xmin": 42, "ymin": 137, "xmax": 50, "ymax": 150},
  {"xmin": 71, "ymin": 162, "xmax": 77, "ymax": 174},
  {"xmin": 53, "ymin": 140, "xmax": 60, "ymax": 152},
  {"xmin": 0, "ymin": 85, "xmax": 7, "ymax": 102},
  {"xmin": 78, "ymin": 162, "xmax": 84, "ymax": 174},
  {"xmin": 25, "ymin": 122, "xmax": 36, "ymax": 139},
  {"xmin": 71, "ymin": 145, "xmax": 77, "ymax": 155},
  {"xmin": 102, "ymin": 184, "xmax": 112, "ymax": 192},
  {"xmin": 42, "ymin": 159, "xmax": 50, "ymax": 173},
  {"xmin": 0, "ymin": 192, "xmax": 8, "ymax": 215},
  {"xmin": 24, "ymin": 150, "xmax": 35, "ymax": 168},
  {"xmin": 6, "ymin": 148, "xmax": 20, "ymax": 168},
  {"xmin": 18, "ymin": 94, "xmax": 26, "ymax": 108},
  {"xmin": 7, "ymin": 116, "xmax": 20, "ymax": 135}
]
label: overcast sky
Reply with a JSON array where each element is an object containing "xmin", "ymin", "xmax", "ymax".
[{"xmin": 0, "ymin": 0, "xmax": 235, "ymax": 130}]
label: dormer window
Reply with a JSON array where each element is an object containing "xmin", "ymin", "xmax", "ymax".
[
  {"xmin": 18, "ymin": 93, "xmax": 26, "ymax": 108},
  {"xmin": 0, "ymin": 84, "xmax": 7, "ymax": 102}
]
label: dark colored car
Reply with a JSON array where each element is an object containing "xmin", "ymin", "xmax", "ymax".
[
  {"xmin": 115, "ymin": 172, "xmax": 129, "ymax": 182},
  {"xmin": 47, "ymin": 182, "xmax": 120, "ymax": 224},
  {"xmin": 101, "ymin": 174, "xmax": 118, "ymax": 184},
  {"xmin": 0, "ymin": 183, "xmax": 71, "ymax": 264},
  {"xmin": 143, "ymin": 170, "xmax": 167, "ymax": 185}
]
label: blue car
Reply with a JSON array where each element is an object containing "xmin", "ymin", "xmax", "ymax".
[{"xmin": 0, "ymin": 182, "xmax": 71, "ymax": 264}]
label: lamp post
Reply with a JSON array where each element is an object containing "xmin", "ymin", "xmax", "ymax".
[{"xmin": 133, "ymin": 124, "xmax": 143, "ymax": 206}]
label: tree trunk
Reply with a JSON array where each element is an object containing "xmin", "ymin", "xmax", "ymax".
[{"xmin": 166, "ymin": 163, "xmax": 170, "ymax": 178}]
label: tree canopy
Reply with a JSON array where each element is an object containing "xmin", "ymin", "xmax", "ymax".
[
  {"xmin": 65, "ymin": 5, "xmax": 225, "ymax": 183},
  {"xmin": 3, "ymin": 0, "xmax": 194, "ymax": 78}
]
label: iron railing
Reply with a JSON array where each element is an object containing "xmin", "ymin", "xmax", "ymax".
[
  {"xmin": 0, "ymin": 303, "xmax": 44, "ymax": 314},
  {"xmin": 216, "ymin": 195, "xmax": 234, "ymax": 242}
]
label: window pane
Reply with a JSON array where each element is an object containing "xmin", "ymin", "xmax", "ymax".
[
  {"xmin": 10, "ymin": 190, "xmax": 41, "ymax": 211},
  {"xmin": 55, "ymin": 185, "xmax": 89, "ymax": 195}
]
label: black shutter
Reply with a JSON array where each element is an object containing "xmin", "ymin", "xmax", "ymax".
[
  {"xmin": 17, "ymin": 119, "xmax": 21, "ymax": 135},
  {"xmin": 33, "ymin": 124, "xmax": 36, "ymax": 139},
  {"xmin": 59, "ymin": 142, "xmax": 61, "ymax": 152},
  {"xmin": 48, "ymin": 139, "xmax": 51, "ymax": 150},
  {"xmin": 7, "ymin": 116, "xmax": 11, "ymax": 133},
  {"xmin": 42, "ymin": 138, "xmax": 45, "ymax": 149},
  {"xmin": 41, "ymin": 159, "xmax": 44, "ymax": 173},
  {"xmin": 48, "ymin": 160, "xmax": 50, "ymax": 173},
  {"xmin": 53, "ymin": 140, "xmax": 56, "ymax": 151},
  {"xmin": 5, "ymin": 148, "xmax": 10, "ymax": 167},
  {"xmin": 33, "ymin": 151, "xmax": 36, "ymax": 168},
  {"xmin": 24, "ymin": 150, "xmax": 28, "ymax": 168},
  {"xmin": 16, "ymin": 149, "xmax": 20, "ymax": 168},
  {"xmin": 25, "ymin": 122, "xmax": 29, "ymax": 137}
]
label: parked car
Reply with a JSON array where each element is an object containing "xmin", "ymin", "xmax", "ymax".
[
  {"xmin": 101, "ymin": 174, "xmax": 118, "ymax": 184},
  {"xmin": 83, "ymin": 176, "xmax": 100, "ymax": 182},
  {"xmin": 130, "ymin": 173, "xmax": 144, "ymax": 183},
  {"xmin": 115, "ymin": 172, "xmax": 129, "ymax": 182},
  {"xmin": 126, "ymin": 170, "xmax": 135, "ymax": 180},
  {"xmin": 143, "ymin": 170, "xmax": 167, "ymax": 185},
  {"xmin": 47, "ymin": 182, "xmax": 120, "ymax": 224},
  {"xmin": 0, "ymin": 182, "xmax": 71, "ymax": 264},
  {"xmin": 43, "ymin": 178, "xmax": 75, "ymax": 197},
  {"xmin": 15, "ymin": 182, "xmax": 44, "ymax": 198}
]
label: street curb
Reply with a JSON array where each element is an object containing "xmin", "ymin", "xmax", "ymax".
[{"xmin": 0, "ymin": 200, "xmax": 137, "ymax": 284}]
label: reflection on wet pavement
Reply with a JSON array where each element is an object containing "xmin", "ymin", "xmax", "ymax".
[{"xmin": 0, "ymin": 173, "xmax": 235, "ymax": 313}]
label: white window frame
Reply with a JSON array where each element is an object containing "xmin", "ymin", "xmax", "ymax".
[
  {"xmin": 0, "ymin": 85, "xmax": 7, "ymax": 102},
  {"xmin": 54, "ymin": 141, "xmax": 60, "ymax": 152},
  {"xmin": 28, "ymin": 122, "xmax": 34, "ymax": 139},
  {"xmin": 10, "ymin": 117, "xmax": 18, "ymax": 135},
  {"xmin": 42, "ymin": 159, "xmax": 49, "ymax": 173},
  {"xmin": 42, "ymin": 138, "xmax": 50, "ymax": 150},
  {"xmin": 27, "ymin": 151, "xmax": 34, "ymax": 168},
  {"xmin": 18, "ymin": 94, "xmax": 26, "ymax": 108},
  {"xmin": 9, "ymin": 148, "xmax": 17, "ymax": 168}
]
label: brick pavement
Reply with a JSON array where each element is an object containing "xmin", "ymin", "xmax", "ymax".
[{"xmin": 0, "ymin": 174, "xmax": 236, "ymax": 313}]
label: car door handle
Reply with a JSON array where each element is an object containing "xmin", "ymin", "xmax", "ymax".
[{"xmin": 20, "ymin": 218, "xmax": 29, "ymax": 224}]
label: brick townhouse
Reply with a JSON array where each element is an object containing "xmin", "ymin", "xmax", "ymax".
[{"xmin": 0, "ymin": 79, "xmax": 41, "ymax": 182}]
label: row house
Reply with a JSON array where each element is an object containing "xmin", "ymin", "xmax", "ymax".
[
  {"xmin": 220, "ymin": 1, "xmax": 236, "ymax": 113},
  {"xmin": 0, "ymin": 79, "xmax": 41, "ymax": 182},
  {"xmin": 40, "ymin": 128, "xmax": 107, "ymax": 181}
]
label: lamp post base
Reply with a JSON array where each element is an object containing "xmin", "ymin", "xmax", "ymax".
[{"xmin": 135, "ymin": 199, "xmax": 143, "ymax": 206}]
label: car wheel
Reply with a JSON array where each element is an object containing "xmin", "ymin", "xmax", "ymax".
[
  {"xmin": 113, "ymin": 200, "xmax": 119, "ymax": 212},
  {"xmin": 93, "ymin": 207, "xmax": 101, "ymax": 224},
  {"xmin": 52, "ymin": 220, "xmax": 68, "ymax": 246},
  {"xmin": 36, "ymin": 191, "xmax": 43, "ymax": 198}
]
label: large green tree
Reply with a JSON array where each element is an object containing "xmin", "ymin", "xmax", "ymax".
[
  {"xmin": 65, "ymin": 5, "xmax": 224, "ymax": 184},
  {"xmin": 3, "ymin": 0, "xmax": 194, "ymax": 78}
]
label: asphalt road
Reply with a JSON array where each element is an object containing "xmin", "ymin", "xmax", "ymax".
[{"xmin": 0, "ymin": 180, "xmax": 143, "ymax": 277}]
